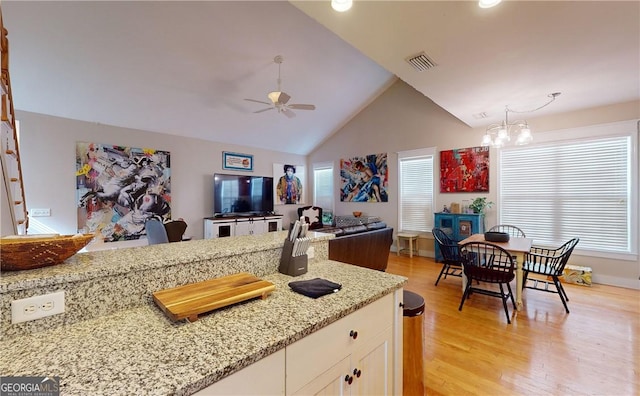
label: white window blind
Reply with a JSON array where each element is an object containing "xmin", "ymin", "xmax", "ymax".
[
  {"xmin": 398, "ymin": 148, "xmax": 434, "ymax": 232},
  {"xmin": 313, "ymin": 165, "xmax": 334, "ymax": 211},
  {"xmin": 500, "ymin": 135, "xmax": 632, "ymax": 253}
]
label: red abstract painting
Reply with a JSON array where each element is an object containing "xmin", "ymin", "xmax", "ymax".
[{"xmin": 440, "ymin": 146, "xmax": 489, "ymax": 192}]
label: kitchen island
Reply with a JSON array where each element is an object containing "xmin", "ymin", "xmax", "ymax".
[{"xmin": 0, "ymin": 231, "xmax": 406, "ymax": 395}]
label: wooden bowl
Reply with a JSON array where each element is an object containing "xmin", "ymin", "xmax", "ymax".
[
  {"xmin": 0, "ymin": 234, "xmax": 94, "ymax": 271},
  {"xmin": 484, "ymin": 231, "xmax": 510, "ymax": 243},
  {"xmin": 352, "ymin": 211, "xmax": 362, "ymax": 217}
]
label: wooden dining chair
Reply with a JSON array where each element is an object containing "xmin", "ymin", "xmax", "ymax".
[
  {"xmin": 522, "ymin": 238, "xmax": 579, "ymax": 313},
  {"xmin": 164, "ymin": 219, "xmax": 188, "ymax": 242},
  {"xmin": 459, "ymin": 241, "xmax": 516, "ymax": 324},
  {"xmin": 488, "ymin": 224, "xmax": 526, "ymax": 237},
  {"xmin": 432, "ymin": 228, "xmax": 463, "ymax": 286}
]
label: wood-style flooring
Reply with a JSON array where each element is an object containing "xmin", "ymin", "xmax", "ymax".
[{"xmin": 385, "ymin": 254, "xmax": 640, "ymax": 396}]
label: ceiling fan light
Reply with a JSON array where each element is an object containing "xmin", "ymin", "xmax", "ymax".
[
  {"xmin": 478, "ymin": 0, "xmax": 502, "ymax": 8},
  {"xmin": 268, "ymin": 91, "xmax": 281, "ymax": 103},
  {"xmin": 331, "ymin": 0, "xmax": 353, "ymax": 12}
]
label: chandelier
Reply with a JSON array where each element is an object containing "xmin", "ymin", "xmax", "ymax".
[{"xmin": 481, "ymin": 92, "xmax": 561, "ymax": 148}]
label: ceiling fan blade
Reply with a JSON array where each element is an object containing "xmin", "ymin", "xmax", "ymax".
[
  {"xmin": 282, "ymin": 108, "xmax": 296, "ymax": 118},
  {"xmin": 244, "ymin": 98, "xmax": 272, "ymax": 105},
  {"xmin": 254, "ymin": 107, "xmax": 275, "ymax": 114},
  {"xmin": 277, "ymin": 92, "xmax": 291, "ymax": 105},
  {"xmin": 288, "ymin": 104, "xmax": 316, "ymax": 111}
]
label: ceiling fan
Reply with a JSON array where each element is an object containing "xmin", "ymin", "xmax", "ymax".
[{"xmin": 244, "ymin": 55, "xmax": 316, "ymax": 118}]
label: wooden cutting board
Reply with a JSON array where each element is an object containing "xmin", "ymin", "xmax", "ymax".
[{"xmin": 153, "ymin": 272, "xmax": 275, "ymax": 322}]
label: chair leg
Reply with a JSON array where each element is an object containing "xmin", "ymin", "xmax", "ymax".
[
  {"xmin": 499, "ymin": 283, "xmax": 511, "ymax": 324},
  {"xmin": 555, "ymin": 276, "xmax": 570, "ymax": 302},
  {"xmin": 458, "ymin": 282, "xmax": 473, "ymax": 311},
  {"xmin": 435, "ymin": 264, "xmax": 448, "ymax": 286},
  {"xmin": 552, "ymin": 276, "xmax": 570, "ymax": 313},
  {"xmin": 506, "ymin": 282, "xmax": 516, "ymax": 308}
]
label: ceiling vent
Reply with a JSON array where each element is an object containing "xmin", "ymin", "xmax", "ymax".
[{"xmin": 405, "ymin": 52, "xmax": 437, "ymax": 72}]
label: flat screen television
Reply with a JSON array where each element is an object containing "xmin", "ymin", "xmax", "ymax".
[{"xmin": 213, "ymin": 173, "xmax": 274, "ymax": 216}]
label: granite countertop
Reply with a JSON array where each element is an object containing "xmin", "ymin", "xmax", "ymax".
[
  {"xmin": 0, "ymin": 231, "xmax": 333, "ymax": 293},
  {"xmin": 0, "ymin": 260, "xmax": 406, "ymax": 395}
]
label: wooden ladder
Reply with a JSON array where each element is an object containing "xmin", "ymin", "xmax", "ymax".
[{"xmin": 0, "ymin": 7, "xmax": 28, "ymax": 235}]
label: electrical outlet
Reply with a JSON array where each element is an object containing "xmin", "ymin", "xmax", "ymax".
[
  {"xmin": 30, "ymin": 208, "xmax": 51, "ymax": 217},
  {"xmin": 11, "ymin": 291, "xmax": 65, "ymax": 324}
]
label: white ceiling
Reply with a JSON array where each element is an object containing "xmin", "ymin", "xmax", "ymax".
[{"xmin": 3, "ymin": 1, "xmax": 639, "ymax": 155}]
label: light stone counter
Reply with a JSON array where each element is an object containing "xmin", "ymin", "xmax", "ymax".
[
  {"xmin": 0, "ymin": 260, "xmax": 406, "ymax": 395},
  {"xmin": 0, "ymin": 231, "xmax": 333, "ymax": 337}
]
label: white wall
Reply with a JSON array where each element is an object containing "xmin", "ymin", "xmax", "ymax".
[
  {"xmin": 309, "ymin": 80, "xmax": 640, "ymax": 288},
  {"xmin": 15, "ymin": 110, "xmax": 307, "ymax": 247}
]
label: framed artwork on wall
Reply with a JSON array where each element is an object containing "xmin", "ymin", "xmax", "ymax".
[
  {"xmin": 76, "ymin": 142, "xmax": 171, "ymax": 242},
  {"xmin": 223, "ymin": 151, "xmax": 253, "ymax": 171},
  {"xmin": 440, "ymin": 146, "xmax": 489, "ymax": 193},
  {"xmin": 340, "ymin": 153, "xmax": 388, "ymax": 202},
  {"xmin": 273, "ymin": 163, "xmax": 306, "ymax": 205}
]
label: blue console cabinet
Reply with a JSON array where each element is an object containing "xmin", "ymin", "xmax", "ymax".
[{"xmin": 433, "ymin": 212, "xmax": 484, "ymax": 261}]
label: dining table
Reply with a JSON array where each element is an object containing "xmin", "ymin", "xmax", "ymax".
[{"xmin": 458, "ymin": 233, "xmax": 533, "ymax": 311}]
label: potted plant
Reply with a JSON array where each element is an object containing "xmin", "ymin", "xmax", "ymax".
[{"xmin": 469, "ymin": 197, "xmax": 493, "ymax": 215}]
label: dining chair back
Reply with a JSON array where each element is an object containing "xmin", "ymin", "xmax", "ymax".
[
  {"xmin": 432, "ymin": 228, "xmax": 464, "ymax": 286},
  {"xmin": 164, "ymin": 220, "xmax": 188, "ymax": 242},
  {"xmin": 522, "ymin": 238, "xmax": 579, "ymax": 313},
  {"xmin": 459, "ymin": 241, "xmax": 516, "ymax": 324},
  {"xmin": 488, "ymin": 224, "xmax": 526, "ymax": 237},
  {"xmin": 145, "ymin": 218, "xmax": 169, "ymax": 245}
]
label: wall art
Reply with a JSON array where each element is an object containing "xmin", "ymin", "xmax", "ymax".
[
  {"xmin": 223, "ymin": 151, "xmax": 253, "ymax": 171},
  {"xmin": 340, "ymin": 153, "xmax": 388, "ymax": 202},
  {"xmin": 76, "ymin": 142, "xmax": 171, "ymax": 242},
  {"xmin": 440, "ymin": 146, "xmax": 489, "ymax": 193},
  {"xmin": 273, "ymin": 163, "xmax": 306, "ymax": 205}
]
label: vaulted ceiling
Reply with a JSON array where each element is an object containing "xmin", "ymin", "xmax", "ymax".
[{"xmin": 3, "ymin": 1, "xmax": 639, "ymax": 155}]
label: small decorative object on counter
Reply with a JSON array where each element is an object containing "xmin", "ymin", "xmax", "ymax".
[
  {"xmin": 442, "ymin": 205, "xmax": 450, "ymax": 213},
  {"xmin": 0, "ymin": 233, "xmax": 94, "ymax": 271},
  {"xmin": 484, "ymin": 231, "xmax": 510, "ymax": 242},
  {"xmin": 450, "ymin": 202, "xmax": 461, "ymax": 213}
]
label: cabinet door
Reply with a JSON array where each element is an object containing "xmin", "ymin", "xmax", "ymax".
[
  {"xmin": 235, "ymin": 221, "xmax": 251, "ymax": 236},
  {"xmin": 193, "ymin": 349, "xmax": 285, "ymax": 395},
  {"xmin": 290, "ymin": 356, "xmax": 350, "ymax": 396},
  {"xmin": 351, "ymin": 327, "xmax": 393, "ymax": 396},
  {"xmin": 266, "ymin": 218, "xmax": 281, "ymax": 232},
  {"xmin": 204, "ymin": 220, "xmax": 234, "ymax": 239},
  {"xmin": 252, "ymin": 219, "xmax": 267, "ymax": 235}
]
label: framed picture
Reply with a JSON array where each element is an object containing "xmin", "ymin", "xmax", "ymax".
[
  {"xmin": 273, "ymin": 163, "xmax": 306, "ymax": 205},
  {"xmin": 440, "ymin": 146, "xmax": 489, "ymax": 193},
  {"xmin": 223, "ymin": 151, "xmax": 253, "ymax": 171},
  {"xmin": 340, "ymin": 153, "xmax": 388, "ymax": 202}
]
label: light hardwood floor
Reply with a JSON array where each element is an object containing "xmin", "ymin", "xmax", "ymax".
[{"xmin": 386, "ymin": 254, "xmax": 640, "ymax": 396}]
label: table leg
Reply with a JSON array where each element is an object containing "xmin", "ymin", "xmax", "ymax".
[{"xmin": 515, "ymin": 252, "xmax": 525, "ymax": 311}]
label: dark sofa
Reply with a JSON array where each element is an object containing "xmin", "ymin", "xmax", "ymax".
[{"xmin": 320, "ymin": 220, "xmax": 393, "ymax": 272}]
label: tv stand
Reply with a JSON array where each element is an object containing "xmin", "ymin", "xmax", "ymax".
[{"xmin": 204, "ymin": 215, "xmax": 283, "ymax": 239}]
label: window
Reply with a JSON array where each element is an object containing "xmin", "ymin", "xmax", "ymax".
[
  {"xmin": 500, "ymin": 120, "xmax": 638, "ymax": 256},
  {"xmin": 313, "ymin": 162, "xmax": 334, "ymax": 212},
  {"xmin": 398, "ymin": 148, "xmax": 435, "ymax": 232}
]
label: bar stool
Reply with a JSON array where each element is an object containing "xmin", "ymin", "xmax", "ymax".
[
  {"xmin": 402, "ymin": 290, "xmax": 425, "ymax": 395},
  {"xmin": 397, "ymin": 232, "xmax": 419, "ymax": 258}
]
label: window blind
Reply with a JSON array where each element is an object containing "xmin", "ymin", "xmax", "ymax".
[
  {"xmin": 313, "ymin": 166, "xmax": 334, "ymax": 211},
  {"xmin": 500, "ymin": 136, "xmax": 631, "ymax": 253},
  {"xmin": 399, "ymin": 150, "xmax": 434, "ymax": 232}
]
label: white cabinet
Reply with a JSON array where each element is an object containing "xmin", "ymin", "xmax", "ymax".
[
  {"xmin": 193, "ymin": 349, "xmax": 285, "ymax": 395},
  {"xmin": 204, "ymin": 216, "xmax": 282, "ymax": 239},
  {"xmin": 285, "ymin": 291, "xmax": 401, "ymax": 396}
]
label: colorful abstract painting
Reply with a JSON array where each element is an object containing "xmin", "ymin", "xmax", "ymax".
[
  {"xmin": 76, "ymin": 142, "xmax": 171, "ymax": 242},
  {"xmin": 340, "ymin": 153, "xmax": 388, "ymax": 202},
  {"xmin": 440, "ymin": 146, "xmax": 489, "ymax": 192}
]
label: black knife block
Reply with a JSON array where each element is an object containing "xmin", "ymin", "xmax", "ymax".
[{"xmin": 279, "ymin": 238, "xmax": 308, "ymax": 277}]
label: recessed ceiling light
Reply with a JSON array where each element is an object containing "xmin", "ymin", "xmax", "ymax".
[
  {"xmin": 479, "ymin": 0, "xmax": 502, "ymax": 8},
  {"xmin": 332, "ymin": 0, "xmax": 353, "ymax": 12}
]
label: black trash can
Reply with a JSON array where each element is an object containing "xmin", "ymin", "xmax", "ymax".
[{"xmin": 403, "ymin": 290, "xmax": 425, "ymax": 395}]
